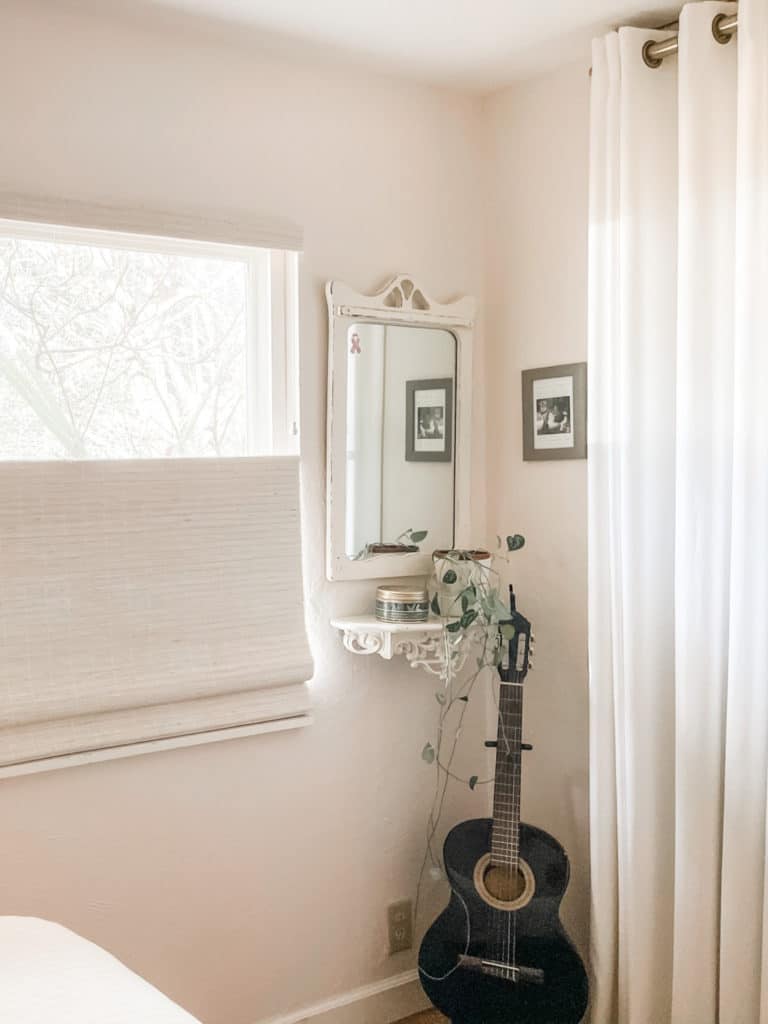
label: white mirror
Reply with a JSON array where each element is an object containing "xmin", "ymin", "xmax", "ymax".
[{"xmin": 326, "ymin": 275, "xmax": 474, "ymax": 581}]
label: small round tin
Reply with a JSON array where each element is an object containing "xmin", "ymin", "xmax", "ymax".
[{"xmin": 375, "ymin": 585, "xmax": 429, "ymax": 624}]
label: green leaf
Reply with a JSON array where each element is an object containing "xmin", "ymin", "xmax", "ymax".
[
  {"xmin": 469, "ymin": 775, "xmax": 479, "ymax": 791},
  {"xmin": 442, "ymin": 569, "xmax": 458, "ymax": 584},
  {"xmin": 461, "ymin": 594, "xmax": 469, "ymax": 612},
  {"xmin": 445, "ymin": 620, "xmax": 462, "ymax": 633},
  {"xmin": 410, "ymin": 530, "xmax": 428, "ymax": 543},
  {"xmin": 430, "ymin": 594, "xmax": 441, "ymax": 616},
  {"xmin": 489, "ymin": 594, "xmax": 511, "ymax": 622},
  {"xmin": 460, "ymin": 608, "xmax": 479, "ymax": 630},
  {"xmin": 435, "ymin": 691, "xmax": 447, "ymax": 705},
  {"xmin": 506, "ymin": 534, "xmax": 526, "ymax": 552},
  {"xmin": 421, "ymin": 742, "xmax": 436, "ymax": 764}
]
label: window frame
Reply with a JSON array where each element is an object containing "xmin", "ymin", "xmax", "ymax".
[{"xmin": 0, "ymin": 217, "xmax": 299, "ymax": 460}]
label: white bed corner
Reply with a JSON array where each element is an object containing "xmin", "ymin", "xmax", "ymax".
[{"xmin": 0, "ymin": 916, "xmax": 203, "ymax": 1024}]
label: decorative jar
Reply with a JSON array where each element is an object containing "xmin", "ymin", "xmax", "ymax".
[{"xmin": 375, "ymin": 585, "xmax": 429, "ymax": 624}]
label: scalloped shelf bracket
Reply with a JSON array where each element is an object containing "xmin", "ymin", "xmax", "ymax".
[{"xmin": 330, "ymin": 615, "xmax": 471, "ymax": 681}]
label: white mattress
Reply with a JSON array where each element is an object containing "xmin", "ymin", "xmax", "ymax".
[{"xmin": 0, "ymin": 917, "xmax": 202, "ymax": 1024}]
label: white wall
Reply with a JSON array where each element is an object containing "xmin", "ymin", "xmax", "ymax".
[
  {"xmin": 0, "ymin": 3, "xmax": 488, "ymax": 1023},
  {"xmin": 482, "ymin": 63, "xmax": 592, "ymax": 957}
]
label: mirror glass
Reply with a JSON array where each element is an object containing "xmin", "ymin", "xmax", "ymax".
[{"xmin": 345, "ymin": 323, "xmax": 456, "ymax": 560}]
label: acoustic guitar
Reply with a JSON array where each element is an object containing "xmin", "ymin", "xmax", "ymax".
[{"xmin": 418, "ymin": 589, "xmax": 589, "ymax": 1023}]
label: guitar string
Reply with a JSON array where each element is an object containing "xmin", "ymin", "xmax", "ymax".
[
  {"xmin": 504, "ymin": 679, "xmax": 516, "ymax": 977},
  {"xmin": 507, "ymin": 684, "xmax": 515, "ymax": 978},
  {"xmin": 494, "ymin": 664, "xmax": 512, "ymax": 974},
  {"xmin": 511, "ymin": 678, "xmax": 520, "ymax": 978},
  {"xmin": 515, "ymin": 678, "xmax": 523, "ymax": 977},
  {"xmin": 504, "ymin": 685, "xmax": 512, "ymax": 976},
  {"xmin": 499, "ymin": 662, "xmax": 524, "ymax": 978},
  {"xmin": 499, "ymin": 671, "xmax": 505, "ymax": 974},
  {"xmin": 494, "ymin": 671, "xmax": 508, "ymax": 973},
  {"xmin": 495, "ymin": 675, "xmax": 514, "ymax": 975},
  {"xmin": 509, "ymin": 654, "xmax": 523, "ymax": 977}
]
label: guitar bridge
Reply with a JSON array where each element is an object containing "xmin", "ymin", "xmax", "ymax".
[{"xmin": 458, "ymin": 955, "xmax": 545, "ymax": 985}]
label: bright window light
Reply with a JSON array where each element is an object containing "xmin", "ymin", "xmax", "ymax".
[{"xmin": 0, "ymin": 220, "xmax": 299, "ymax": 460}]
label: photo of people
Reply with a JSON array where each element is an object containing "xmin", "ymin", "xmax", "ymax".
[
  {"xmin": 522, "ymin": 363, "xmax": 586, "ymax": 461},
  {"xmin": 406, "ymin": 378, "xmax": 453, "ymax": 462},
  {"xmin": 536, "ymin": 396, "xmax": 571, "ymax": 436},
  {"xmin": 417, "ymin": 406, "xmax": 445, "ymax": 440},
  {"xmin": 532, "ymin": 374, "xmax": 575, "ymax": 451}
]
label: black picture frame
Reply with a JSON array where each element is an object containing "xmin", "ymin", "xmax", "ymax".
[
  {"xmin": 405, "ymin": 378, "xmax": 454, "ymax": 463},
  {"xmin": 522, "ymin": 362, "xmax": 587, "ymax": 461}
]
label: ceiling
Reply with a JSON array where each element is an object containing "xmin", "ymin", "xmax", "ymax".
[{"xmin": 86, "ymin": 0, "xmax": 683, "ymax": 91}]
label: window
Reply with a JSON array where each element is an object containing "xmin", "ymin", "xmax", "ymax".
[
  {"xmin": 0, "ymin": 220, "xmax": 299, "ymax": 460},
  {"xmin": 0, "ymin": 210, "xmax": 312, "ymax": 777}
]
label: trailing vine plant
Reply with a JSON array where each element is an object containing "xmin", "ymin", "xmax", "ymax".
[{"xmin": 415, "ymin": 532, "xmax": 526, "ymax": 913}]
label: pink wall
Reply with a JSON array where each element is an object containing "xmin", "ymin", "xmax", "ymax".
[
  {"xmin": 0, "ymin": 2, "xmax": 488, "ymax": 1022},
  {"xmin": 482, "ymin": 63, "xmax": 592, "ymax": 957},
  {"xmin": 0, "ymin": 1, "xmax": 595, "ymax": 1017}
]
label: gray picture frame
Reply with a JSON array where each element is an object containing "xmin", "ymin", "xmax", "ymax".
[
  {"xmin": 522, "ymin": 362, "xmax": 587, "ymax": 461},
  {"xmin": 405, "ymin": 377, "xmax": 454, "ymax": 463}
]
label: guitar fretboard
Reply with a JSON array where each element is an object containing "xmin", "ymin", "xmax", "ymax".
[{"xmin": 490, "ymin": 681, "xmax": 523, "ymax": 869}]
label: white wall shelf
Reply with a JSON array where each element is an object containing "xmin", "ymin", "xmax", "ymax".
[{"xmin": 330, "ymin": 615, "xmax": 468, "ymax": 681}]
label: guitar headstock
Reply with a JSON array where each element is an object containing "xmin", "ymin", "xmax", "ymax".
[{"xmin": 498, "ymin": 586, "xmax": 534, "ymax": 684}]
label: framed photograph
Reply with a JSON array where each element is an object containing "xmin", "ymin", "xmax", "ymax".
[
  {"xmin": 522, "ymin": 362, "xmax": 587, "ymax": 461},
  {"xmin": 405, "ymin": 378, "xmax": 453, "ymax": 463}
]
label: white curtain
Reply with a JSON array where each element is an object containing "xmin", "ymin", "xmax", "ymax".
[{"xmin": 588, "ymin": 1, "xmax": 768, "ymax": 1021}]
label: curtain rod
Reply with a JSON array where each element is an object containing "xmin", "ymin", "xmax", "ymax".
[
  {"xmin": 643, "ymin": 11, "xmax": 738, "ymax": 67},
  {"xmin": 589, "ymin": 11, "xmax": 738, "ymax": 75}
]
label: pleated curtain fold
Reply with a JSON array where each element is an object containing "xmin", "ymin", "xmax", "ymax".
[{"xmin": 588, "ymin": 1, "xmax": 768, "ymax": 1021}]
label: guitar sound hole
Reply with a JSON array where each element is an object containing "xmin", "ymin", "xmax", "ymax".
[
  {"xmin": 473, "ymin": 854, "xmax": 535, "ymax": 911},
  {"xmin": 483, "ymin": 864, "xmax": 526, "ymax": 903}
]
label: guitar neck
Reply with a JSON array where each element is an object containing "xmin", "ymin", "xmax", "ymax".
[{"xmin": 490, "ymin": 679, "xmax": 523, "ymax": 870}]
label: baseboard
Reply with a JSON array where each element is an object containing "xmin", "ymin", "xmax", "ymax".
[{"xmin": 255, "ymin": 968, "xmax": 431, "ymax": 1024}]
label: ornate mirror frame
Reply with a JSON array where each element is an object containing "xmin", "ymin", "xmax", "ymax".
[{"xmin": 325, "ymin": 274, "xmax": 475, "ymax": 582}]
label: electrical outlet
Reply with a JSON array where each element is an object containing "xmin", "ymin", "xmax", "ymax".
[{"xmin": 387, "ymin": 899, "xmax": 413, "ymax": 954}]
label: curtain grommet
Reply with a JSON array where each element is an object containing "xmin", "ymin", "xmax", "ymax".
[
  {"xmin": 712, "ymin": 13, "xmax": 733, "ymax": 45},
  {"xmin": 642, "ymin": 40, "xmax": 663, "ymax": 69}
]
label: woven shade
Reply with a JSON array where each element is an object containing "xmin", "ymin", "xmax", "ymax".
[
  {"xmin": 0, "ymin": 456, "xmax": 313, "ymax": 768},
  {"xmin": 0, "ymin": 192, "xmax": 303, "ymax": 252}
]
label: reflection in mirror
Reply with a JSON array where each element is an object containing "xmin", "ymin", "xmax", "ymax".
[{"xmin": 345, "ymin": 323, "xmax": 456, "ymax": 560}]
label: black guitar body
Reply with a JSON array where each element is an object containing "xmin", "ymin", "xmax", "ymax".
[{"xmin": 419, "ymin": 818, "xmax": 588, "ymax": 1024}]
